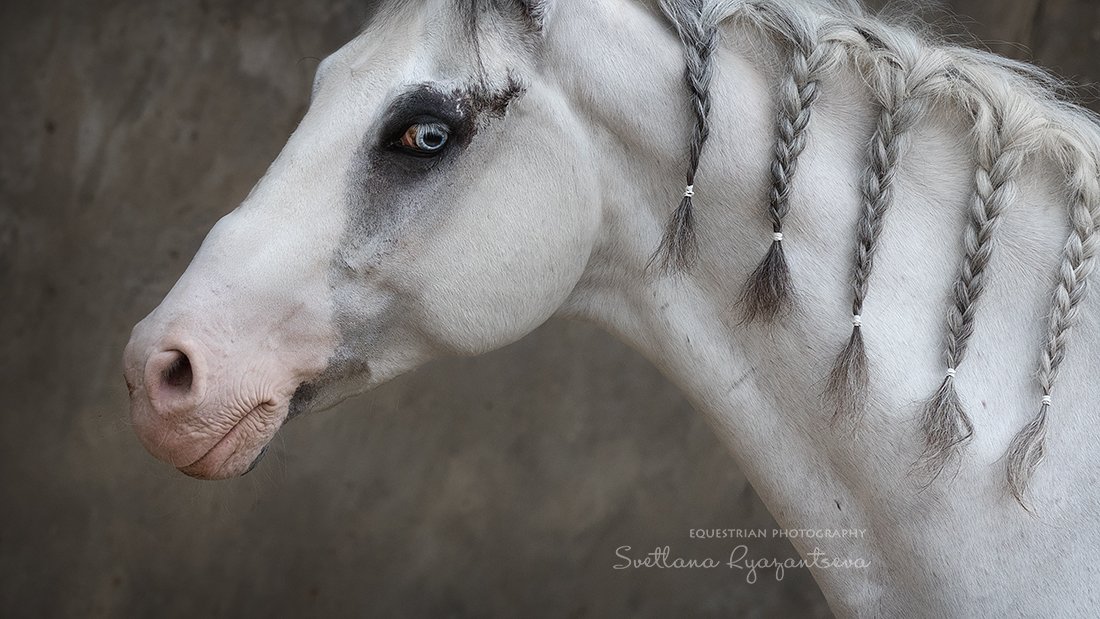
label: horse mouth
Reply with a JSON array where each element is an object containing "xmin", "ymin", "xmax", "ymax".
[{"xmin": 178, "ymin": 403, "xmax": 286, "ymax": 480}]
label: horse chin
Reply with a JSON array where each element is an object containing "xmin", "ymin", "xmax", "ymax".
[{"xmin": 175, "ymin": 402, "xmax": 288, "ymax": 480}]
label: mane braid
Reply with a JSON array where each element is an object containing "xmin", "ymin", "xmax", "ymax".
[
  {"xmin": 918, "ymin": 100, "xmax": 1030, "ymax": 478},
  {"xmin": 740, "ymin": 10, "xmax": 828, "ymax": 322},
  {"xmin": 647, "ymin": 0, "xmax": 1100, "ymax": 507},
  {"xmin": 651, "ymin": 0, "xmax": 720, "ymax": 273},
  {"xmin": 826, "ymin": 43, "xmax": 923, "ymax": 425},
  {"xmin": 1007, "ymin": 143, "xmax": 1100, "ymax": 507}
]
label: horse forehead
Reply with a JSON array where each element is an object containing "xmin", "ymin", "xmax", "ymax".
[
  {"xmin": 328, "ymin": 13, "xmax": 432, "ymax": 84},
  {"xmin": 331, "ymin": 0, "xmax": 527, "ymax": 86},
  {"xmin": 344, "ymin": 0, "xmax": 471, "ymax": 62}
]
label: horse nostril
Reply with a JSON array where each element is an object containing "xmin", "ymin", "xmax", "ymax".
[
  {"xmin": 162, "ymin": 352, "xmax": 193, "ymax": 391},
  {"xmin": 144, "ymin": 348, "xmax": 201, "ymax": 415}
]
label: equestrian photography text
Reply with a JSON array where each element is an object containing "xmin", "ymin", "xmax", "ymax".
[{"xmin": 613, "ymin": 528, "xmax": 871, "ymax": 583}]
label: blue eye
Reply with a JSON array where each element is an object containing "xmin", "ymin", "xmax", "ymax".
[{"xmin": 400, "ymin": 122, "xmax": 450, "ymax": 153}]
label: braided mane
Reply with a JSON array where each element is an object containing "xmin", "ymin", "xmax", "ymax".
[{"xmin": 655, "ymin": 0, "xmax": 1100, "ymax": 506}]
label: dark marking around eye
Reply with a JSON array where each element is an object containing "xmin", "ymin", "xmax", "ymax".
[
  {"xmin": 377, "ymin": 86, "xmax": 474, "ymax": 151},
  {"xmin": 343, "ymin": 75, "xmax": 530, "ymax": 244},
  {"xmin": 372, "ymin": 75, "xmax": 528, "ymax": 169}
]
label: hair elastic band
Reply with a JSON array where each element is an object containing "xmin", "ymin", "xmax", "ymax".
[
  {"xmin": 945, "ymin": 368, "xmax": 957, "ymax": 378},
  {"xmin": 773, "ymin": 232, "xmax": 784, "ymax": 242},
  {"xmin": 852, "ymin": 314, "xmax": 863, "ymax": 327},
  {"xmin": 683, "ymin": 185, "xmax": 695, "ymax": 198},
  {"xmin": 1042, "ymin": 395, "xmax": 1053, "ymax": 406}
]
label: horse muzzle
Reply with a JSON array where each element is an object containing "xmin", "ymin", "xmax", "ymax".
[{"xmin": 123, "ymin": 304, "xmax": 328, "ymax": 479}]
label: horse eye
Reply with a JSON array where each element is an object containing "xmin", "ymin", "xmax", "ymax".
[{"xmin": 399, "ymin": 122, "xmax": 451, "ymax": 154}]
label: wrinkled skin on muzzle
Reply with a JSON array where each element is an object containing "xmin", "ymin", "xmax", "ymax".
[{"xmin": 123, "ymin": 1, "xmax": 600, "ymax": 479}]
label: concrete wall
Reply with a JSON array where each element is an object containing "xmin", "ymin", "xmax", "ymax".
[{"xmin": 2, "ymin": 1, "xmax": 1096, "ymax": 617}]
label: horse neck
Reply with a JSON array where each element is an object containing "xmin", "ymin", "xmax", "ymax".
[
  {"xmin": 550, "ymin": 1, "xmax": 876, "ymax": 449},
  {"xmin": 546, "ymin": 1, "xmax": 1099, "ymax": 610},
  {"xmin": 552, "ymin": 0, "xmax": 877, "ymax": 536}
]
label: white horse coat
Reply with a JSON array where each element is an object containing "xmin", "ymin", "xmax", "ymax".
[{"xmin": 124, "ymin": 1, "xmax": 1100, "ymax": 615}]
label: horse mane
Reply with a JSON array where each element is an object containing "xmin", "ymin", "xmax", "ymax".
[{"xmin": 653, "ymin": 0, "xmax": 1100, "ymax": 507}]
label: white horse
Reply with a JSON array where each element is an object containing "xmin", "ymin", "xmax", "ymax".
[{"xmin": 123, "ymin": 0, "xmax": 1100, "ymax": 615}]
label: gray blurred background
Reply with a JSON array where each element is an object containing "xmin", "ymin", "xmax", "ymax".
[{"xmin": 1, "ymin": 1, "xmax": 1096, "ymax": 617}]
